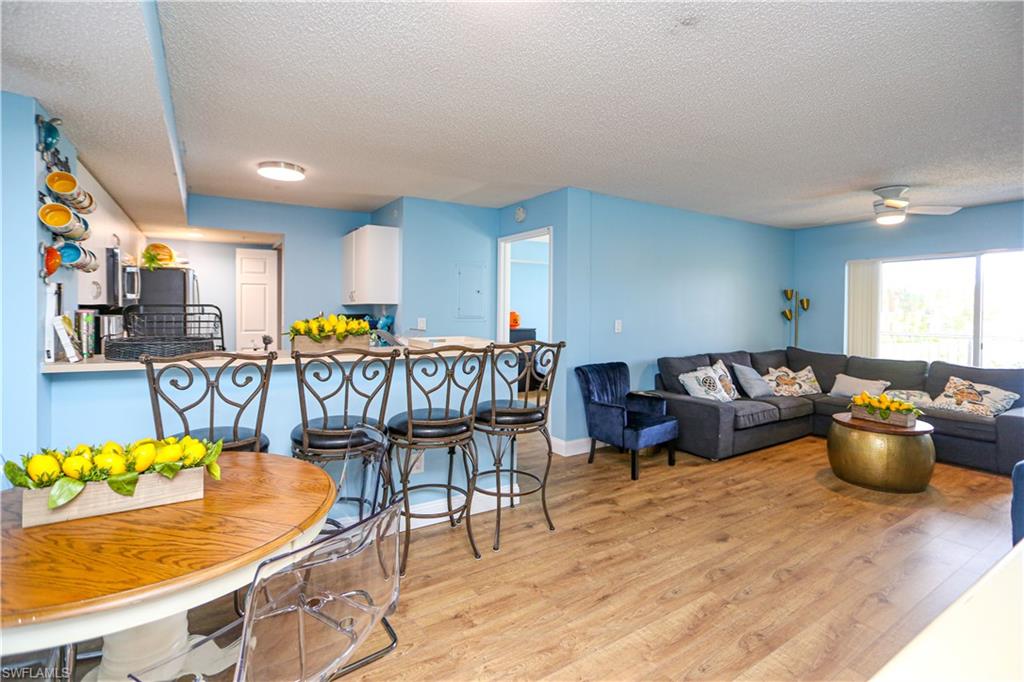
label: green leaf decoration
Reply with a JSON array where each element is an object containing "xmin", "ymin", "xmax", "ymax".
[
  {"xmin": 48, "ymin": 477, "xmax": 86, "ymax": 509},
  {"xmin": 879, "ymin": 408, "xmax": 891, "ymax": 420},
  {"xmin": 153, "ymin": 461, "xmax": 182, "ymax": 479},
  {"xmin": 200, "ymin": 439, "xmax": 224, "ymax": 466},
  {"xmin": 207, "ymin": 461, "xmax": 222, "ymax": 481},
  {"xmin": 4, "ymin": 461, "xmax": 35, "ymax": 489},
  {"xmin": 107, "ymin": 471, "xmax": 140, "ymax": 497},
  {"xmin": 866, "ymin": 405, "xmax": 876, "ymax": 414}
]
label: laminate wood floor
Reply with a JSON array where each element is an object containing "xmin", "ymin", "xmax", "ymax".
[{"xmin": 194, "ymin": 435, "xmax": 1011, "ymax": 680}]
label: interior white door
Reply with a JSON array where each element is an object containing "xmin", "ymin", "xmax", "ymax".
[{"xmin": 235, "ymin": 248, "xmax": 279, "ymax": 351}]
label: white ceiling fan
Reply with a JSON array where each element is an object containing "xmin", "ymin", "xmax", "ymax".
[{"xmin": 872, "ymin": 186, "xmax": 962, "ymax": 226}]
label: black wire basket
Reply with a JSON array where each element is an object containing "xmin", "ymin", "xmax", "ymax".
[
  {"xmin": 104, "ymin": 337, "xmax": 216, "ymax": 361},
  {"xmin": 102, "ymin": 304, "xmax": 225, "ymax": 361}
]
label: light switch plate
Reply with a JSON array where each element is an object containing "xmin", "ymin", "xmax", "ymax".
[
  {"xmin": 614, "ymin": 320, "xmax": 623, "ymax": 333},
  {"xmin": 417, "ymin": 317, "xmax": 427, "ymax": 331}
]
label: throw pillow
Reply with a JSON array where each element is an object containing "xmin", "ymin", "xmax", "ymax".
[
  {"xmin": 762, "ymin": 366, "xmax": 821, "ymax": 397},
  {"xmin": 733, "ymin": 363, "xmax": 774, "ymax": 398},
  {"xmin": 829, "ymin": 373, "xmax": 891, "ymax": 398},
  {"xmin": 930, "ymin": 376, "xmax": 1020, "ymax": 417},
  {"xmin": 678, "ymin": 366, "xmax": 732, "ymax": 402},
  {"xmin": 710, "ymin": 359, "xmax": 740, "ymax": 400},
  {"xmin": 885, "ymin": 389, "xmax": 932, "ymax": 405}
]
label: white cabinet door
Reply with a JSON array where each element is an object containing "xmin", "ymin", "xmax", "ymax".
[
  {"xmin": 235, "ymin": 248, "xmax": 280, "ymax": 351},
  {"xmin": 343, "ymin": 225, "xmax": 399, "ymax": 305}
]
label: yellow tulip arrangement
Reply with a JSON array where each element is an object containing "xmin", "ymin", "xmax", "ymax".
[
  {"xmin": 4, "ymin": 436, "xmax": 223, "ymax": 510},
  {"xmin": 289, "ymin": 312, "xmax": 371, "ymax": 343},
  {"xmin": 849, "ymin": 391, "xmax": 924, "ymax": 420}
]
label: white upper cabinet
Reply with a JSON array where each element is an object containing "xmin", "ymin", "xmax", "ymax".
[{"xmin": 342, "ymin": 225, "xmax": 400, "ymax": 305}]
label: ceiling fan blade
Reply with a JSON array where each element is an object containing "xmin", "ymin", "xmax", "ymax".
[{"xmin": 908, "ymin": 205, "xmax": 963, "ymax": 216}]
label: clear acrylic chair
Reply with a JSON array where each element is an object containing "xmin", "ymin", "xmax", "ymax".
[{"xmin": 128, "ymin": 502, "xmax": 402, "ymax": 682}]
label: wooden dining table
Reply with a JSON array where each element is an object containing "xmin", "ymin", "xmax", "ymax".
[{"xmin": 1, "ymin": 451, "xmax": 336, "ymax": 681}]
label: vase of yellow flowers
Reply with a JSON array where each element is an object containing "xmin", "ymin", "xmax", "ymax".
[
  {"xmin": 849, "ymin": 391, "xmax": 924, "ymax": 427},
  {"xmin": 289, "ymin": 313, "xmax": 373, "ymax": 352},
  {"xmin": 4, "ymin": 436, "xmax": 223, "ymax": 528}
]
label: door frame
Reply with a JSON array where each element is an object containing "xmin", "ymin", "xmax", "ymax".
[{"xmin": 496, "ymin": 226, "xmax": 553, "ymax": 344}]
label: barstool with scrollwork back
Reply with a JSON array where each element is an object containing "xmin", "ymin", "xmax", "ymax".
[
  {"xmin": 140, "ymin": 351, "xmax": 277, "ymax": 452},
  {"xmin": 473, "ymin": 341, "xmax": 565, "ymax": 551},
  {"xmin": 385, "ymin": 344, "xmax": 492, "ymax": 575},
  {"xmin": 292, "ymin": 347, "xmax": 401, "ymax": 519}
]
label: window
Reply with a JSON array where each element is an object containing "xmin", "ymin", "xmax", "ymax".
[{"xmin": 873, "ymin": 251, "xmax": 1024, "ymax": 368}]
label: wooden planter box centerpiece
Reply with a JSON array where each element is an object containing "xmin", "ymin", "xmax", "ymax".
[
  {"xmin": 289, "ymin": 314, "xmax": 373, "ymax": 353},
  {"xmin": 848, "ymin": 393, "xmax": 923, "ymax": 428}
]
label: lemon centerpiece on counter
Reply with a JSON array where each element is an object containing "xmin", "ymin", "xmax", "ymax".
[
  {"xmin": 4, "ymin": 436, "xmax": 223, "ymax": 510},
  {"xmin": 289, "ymin": 312, "xmax": 373, "ymax": 352}
]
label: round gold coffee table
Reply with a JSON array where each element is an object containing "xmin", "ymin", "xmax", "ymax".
[{"xmin": 827, "ymin": 412, "xmax": 935, "ymax": 493}]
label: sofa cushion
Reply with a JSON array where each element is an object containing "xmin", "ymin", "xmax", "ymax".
[
  {"xmin": 808, "ymin": 393, "xmax": 850, "ymax": 417},
  {"xmin": 930, "ymin": 376, "xmax": 1020, "ymax": 417},
  {"xmin": 750, "ymin": 349, "xmax": 788, "ymax": 376},
  {"xmin": 709, "ymin": 359, "xmax": 741, "ymax": 399},
  {"xmin": 734, "ymin": 363, "xmax": 774, "ymax": 398},
  {"xmin": 847, "ymin": 356, "xmax": 928, "ymax": 390},
  {"xmin": 763, "ymin": 366, "xmax": 821, "ymax": 396},
  {"xmin": 786, "ymin": 347, "xmax": 848, "ymax": 393},
  {"xmin": 657, "ymin": 354, "xmax": 710, "ymax": 394},
  {"xmin": 926, "ymin": 361, "xmax": 1024, "ymax": 408},
  {"xmin": 757, "ymin": 395, "xmax": 814, "ymax": 420},
  {"xmin": 732, "ymin": 399, "xmax": 780, "ymax": 429},
  {"xmin": 921, "ymin": 407, "xmax": 998, "ymax": 442},
  {"xmin": 679, "ymin": 366, "xmax": 732, "ymax": 402},
  {"xmin": 829, "ymin": 373, "xmax": 891, "ymax": 398},
  {"xmin": 710, "ymin": 351, "xmax": 752, "ymax": 393}
]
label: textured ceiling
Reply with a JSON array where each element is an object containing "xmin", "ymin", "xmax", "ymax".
[
  {"xmin": 1, "ymin": 1, "xmax": 186, "ymax": 230},
  {"xmin": 158, "ymin": 1, "xmax": 1024, "ymax": 227}
]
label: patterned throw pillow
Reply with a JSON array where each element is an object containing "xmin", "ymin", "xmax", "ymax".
[
  {"xmin": 709, "ymin": 359, "xmax": 740, "ymax": 400},
  {"xmin": 884, "ymin": 389, "xmax": 933, "ymax": 405},
  {"xmin": 761, "ymin": 366, "xmax": 821, "ymax": 397},
  {"xmin": 678, "ymin": 366, "xmax": 732, "ymax": 402},
  {"xmin": 930, "ymin": 376, "xmax": 1020, "ymax": 417}
]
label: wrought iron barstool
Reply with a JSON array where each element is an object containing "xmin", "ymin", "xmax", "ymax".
[
  {"xmin": 473, "ymin": 341, "xmax": 565, "ymax": 551},
  {"xmin": 385, "ymin": 344, "xmax": 492, "ymax": 575},
  {"xmin": 140, "ymin": 351, "xmax": 276, "ymax": 452},
  {"xmin": 292, "ymin": 347, "xmax": 401, "ymax": 520}
]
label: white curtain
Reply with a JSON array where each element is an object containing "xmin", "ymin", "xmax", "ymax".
[{"xmin": 846, "ymin": 259, "xmax": 880, "ymax": 357}]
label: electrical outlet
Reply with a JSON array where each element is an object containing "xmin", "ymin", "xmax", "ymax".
[
  {"xmin": 614, "ymin": 320, "xmax": 623, "ymax": 333},
  {"xmin": 410, "ymin": 453, "xmax": 425, "ymax": 475},
  {"xmin": 417, "ymin": 317, "xmax": 427, "ymax": 331}
]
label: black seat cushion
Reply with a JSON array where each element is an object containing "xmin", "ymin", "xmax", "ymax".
[
  {"xmin": 656, "ymin": 354, "xmax": 711, "ymax": 394},
  {"xmin": 732, "ymin": 399, "xmax": 780, "ymax": 430},
  {"xmin": 172, "ymin": 427, "xmax": 269, "ymax": 452},
  {"xmin": 786, "ymin": 347, "xmax": 849, "ymax": 393},
  {"xmin": 387, "ymin": 408, "xmax": 471, "ymax": 440},
  {"xmin": 757, "ymin": 395, "xmax": 814, "ymax": 420},
  {"xmin": 750, "ymin": 349, "xmax": 788, "ymax": 376},
  {"xmin": 475, "ymin": 400, "xmax": 545, "ymax": 426},
  {"xmin": 847, "ymin": 356, "xmax": 928, "ymax": 391},
  {"xmin": 926, "ymin": 361, "xmax": 1024, "ymax": 408},
  {"xmin": 921, "ymin": 407, "xmax": 997, "ymax": 442},
  {"xmin": 809, "ymin": 393, "xmax": 850, "ymax": 416},
  {"xmin": 290, "ymin": 415, "xmax": 381, "ymax": 450}
]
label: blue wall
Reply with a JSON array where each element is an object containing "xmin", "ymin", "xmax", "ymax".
[
  {"xmin": 509, "ymin": 239, "xmax": 550, "ymax": 341},
  {"xmin": 160, "ymin": 238, "xmax": 274, "ymax": 350},
  {"xmin": 187, "ymin": 194, "xmax": 369, "ymax": 331},
  {"xmin": 794, "ymin": 201, "xmax": 1024, "ymax": 353}
]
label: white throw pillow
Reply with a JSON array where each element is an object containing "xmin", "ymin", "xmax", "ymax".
[
  {"xmin": 762, "ymin": 366, "xmax": 821, "ymax": 397},
  {"xmin": 885, "ymin": 389, "xmax": 932, "ymax": 405},
  {"xmin": 678, "ymin": 366, "xmax": 732, "ymax": 402},
  {"xmin": 709, "ymin": 359, "xmax": 740, "ymax": 400},
  {"xmin": 829, "ymin": 373, "xmax": 891, "ymax": 398},
  {"xmin": 930, "ymin": 376, "xmax": 1020, "ymax": 417}
]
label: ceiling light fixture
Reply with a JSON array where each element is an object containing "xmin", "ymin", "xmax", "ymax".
[
  {"xmin": 256, "ymin": 161, "xmax": 305, "ymax": 182},
  {"xmin": 873, "ymin": 200, "xmax": 906, "ymax": 226}
]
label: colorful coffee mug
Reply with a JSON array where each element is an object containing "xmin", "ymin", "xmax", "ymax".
[
  {"xmin": 57, "ymin": 242, "xmax": 98, "ymax": 272},
  {"xmin": 45, "ymin": 171, "xmax": 95, "ymax": 214},
  {"xmin": 38, "ymin": 202, "xmax": 90, "ymax": 240}
]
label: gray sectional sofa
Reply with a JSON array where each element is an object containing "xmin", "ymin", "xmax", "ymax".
[{"xmin": 651, "ymin": 347, "xmax": 1024, "ymax": 475}]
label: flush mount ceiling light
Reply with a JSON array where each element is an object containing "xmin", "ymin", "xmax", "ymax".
[
  {"xmin": 874, "ymin": 200, "xmax": 907, "ymax": 226},
  {"xmin": 256, "ymin": 161, "xmax": 305, "ymax": 182}
]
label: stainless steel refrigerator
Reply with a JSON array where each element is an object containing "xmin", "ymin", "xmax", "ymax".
[{"xmin": 138, "ymin": 268, "xmax": 199, "ymax": 306}]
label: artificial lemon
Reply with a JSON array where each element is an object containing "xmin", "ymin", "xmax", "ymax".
[
  {"xmin": 100, "ymin": 440, "xmax": 125, "ymax": 458},
  {"xmin": 61, "ymin": 454, "xmax": 93, "ymax": 479},
  {"xmin": 182, "ymin": 439, "xmax": 207, "ymax": 466},
  {"xmin": 155, "ymin": 443, "xmax": 183, "ymax": 463},
  {"xmin": 131, "ymin": 442, "xmax": 157, "ymax": 472},
  {"xmin": 26, "ymin": 454, "xmax": 61, "ymax": 483},
  {"xmin": 130, "ymin": 437, "xmax": 156, "ymax": 450},
  {"xmin": 162, "ymin": 436, "xmax": 179, "ymax": 445},
  {"xmin": 93, "ymin": 451, "xmax": 127, "ymax": 475},
  {"xmin": 70, "ymin": 443, "xmax": 93, "ymax": 460}
]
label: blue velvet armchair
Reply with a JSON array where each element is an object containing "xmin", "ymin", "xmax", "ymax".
[
  {"xmin": 575, "ymin": 362, "xmax": 678, "ymax": 480},
  {"xmin": 1013, "ymin": 460, "xmax": 1024, "ymax": 545}
]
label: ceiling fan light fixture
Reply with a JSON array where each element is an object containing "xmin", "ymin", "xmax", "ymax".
[
  {"xmin": 873, "ymin": 200, "xmax": 906, "ymax": 226},
  {"xmin": 883, "ymin": 198, "xmax": 910, "ymax": 209},
  {"xmin": 256, "ymin": 161, "xmax": 305, "ymax": 182}
]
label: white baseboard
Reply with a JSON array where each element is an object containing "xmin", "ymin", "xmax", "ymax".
[{"xmin": 551, "ymin": 436, "xmax": 591, "ymax": 457}]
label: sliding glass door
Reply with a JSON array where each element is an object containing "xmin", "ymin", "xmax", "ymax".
[{"xmin": 875, "ymin": 250, "xmax": 1024, "ymax": 368}]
